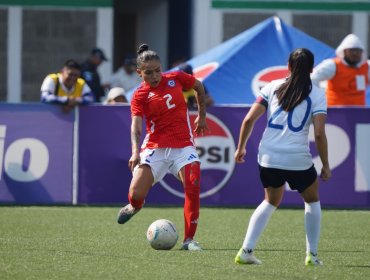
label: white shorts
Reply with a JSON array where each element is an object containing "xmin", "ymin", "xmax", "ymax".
[{"xmin": 136, "ymin": 146, "xmax": 200, "ymax": 184}]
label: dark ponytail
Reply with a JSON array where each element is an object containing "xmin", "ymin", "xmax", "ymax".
[
  {"xmin": 275, "ymin": 48, "xmax": 314, "ymax": 111},
  {"xmin": 136, "ymin": 43, "xmax": 160, "ymax": 69}
]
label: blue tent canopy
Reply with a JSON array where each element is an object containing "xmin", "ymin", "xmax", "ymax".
[{"xmin": 187, "ymin": 16, "xmax": 335, "ymax": 105}]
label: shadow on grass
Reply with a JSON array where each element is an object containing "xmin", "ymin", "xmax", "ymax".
[
  {"xmin": 16, "ymin": 246, "xmax": 366, "ymax": 256},
  {"xmin": 204, "ymin": 248, "xmax": 366, "ymax": 254},
  {"xmin": 202, "ymin": 248, "xmax": 300, "ymax": 252},
  {"xmin": 342, "ymin": 265, "xmax": 370, "ymax": 268},
  {"xmin": 16, "ymin": 247, "xmax": 124, "ymax": 258}
]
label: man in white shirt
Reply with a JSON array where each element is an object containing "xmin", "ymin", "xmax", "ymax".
[{"xmin": 109, "ymin": 56, "xmax": 141, "ymax": 94}]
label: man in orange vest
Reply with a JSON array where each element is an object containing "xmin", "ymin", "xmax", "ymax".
[{"xmin": 311, "ymin": 34, "xmax": 370, "ymax": 106}]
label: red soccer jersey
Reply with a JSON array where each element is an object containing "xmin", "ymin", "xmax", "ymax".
[{"xmin": 131, "ymin": 71, "xmax": 196, "ymax": 149}]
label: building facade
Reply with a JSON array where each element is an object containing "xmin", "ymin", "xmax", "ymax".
[{"xmin": 0, "ymin": 0, "xmax": 369, "ymax": 102}]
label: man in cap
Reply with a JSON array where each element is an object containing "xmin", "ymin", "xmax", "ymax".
[
  {"xmin": 109, "ymin": 55, "xmax": 141, "ymax": 93},
  {"xmin": 80, "ymin": 48, "xmax": 108, "ymax": 102},
  {"xmin": 311, "ymin": 34, "xmax": 370, "ymax": 106},
  {"xmin": 103, "ymin": 87, "xmax": 128, "ymax": 104}
]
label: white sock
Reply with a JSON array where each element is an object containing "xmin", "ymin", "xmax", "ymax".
[
  {"xmin": 305, "ymin": 201, "xmax": 321, "ymax": 255},
  {"xmin": 242, "ymin": 200, "xmax": 276, "ymax": 251}
]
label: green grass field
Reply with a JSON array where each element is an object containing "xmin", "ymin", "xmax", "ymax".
[{"xmin": 0, "ymin": 206, "xmax": 369, "ymax": 280}]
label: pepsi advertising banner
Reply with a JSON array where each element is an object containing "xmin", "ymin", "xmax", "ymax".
[
  {"xmin": 77, "ymin": 105, "xmax": 133, "ymax": 205},
  {"xmin": 0, "ymin": 104, "xmax": 74, "ymax": 204},
  {"xmin": 77, "ymin": 105, "xmax": 370, "ymax": 208},
  {"xmin": 1, "ymin": 104, "xmax": 369, "ymax": 208}
]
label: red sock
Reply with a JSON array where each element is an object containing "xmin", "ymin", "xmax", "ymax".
[
  {"xmin": 128, "ymin": 193, "xmax": 144, "ymax": 209},
  {"xmin": 183, "ymin": 162, "xmax": 200, "ymax": 241}
]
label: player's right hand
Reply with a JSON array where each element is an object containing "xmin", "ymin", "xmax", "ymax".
[
  {"xmin": 128, "ymin": 154, "xmax": 140, "ymax": 172},
  {"xmin": 234, "ymin": 148, "xmax": 246, "ymax": 163}
]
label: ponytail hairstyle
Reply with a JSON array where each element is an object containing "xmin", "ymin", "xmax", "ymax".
[
  {"xmin": 275, "ymin": 48, "xmax": 314, "ymax": 111},
  {"xmin": 136, "ymin": 44, "xmax": 160, "ymax": 69}
]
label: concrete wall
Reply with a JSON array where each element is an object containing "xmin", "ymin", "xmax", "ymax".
[
  {"xmin": 193, "ymin": 6, "xmax": 369, "ymax": 57},
  {"xmin": 2, "ymin": 6, "xmax": 112, "ymax": 103},
  {"xmin": 137, "ymin": 0, "xmax": 168, "ymax": 69},
  {"xmin": 22, "ymin": 9, "xmax": 96, "ymax": 102},
  {"xmin": 0, "ymin": 9, "xmax": 7, "ymax": 101},
  {"xmin": 220, "ymin": 12, "xmax": 365, "ymax": 50},
  {"xmin": 293, "ymin": 13, "xmax": 352, "ymax": 49},
  {"xmin": 1, "ymin": 2, "xmax": 369, "ymax": 102},
  {"xmin": 223, "ymin": 12, "xmax": 273, "ymax": 41},
  {"xmin": 192, "ymin": 0, "xmax": 222, "ymax": 56}
]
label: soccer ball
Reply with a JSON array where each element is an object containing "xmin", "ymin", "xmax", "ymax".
[{"xmin": 146, "ymin": 219, "xmax": 179, "ymax": 250}]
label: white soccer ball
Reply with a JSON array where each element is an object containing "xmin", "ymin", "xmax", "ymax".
[{"xmin": 146, "ymin": 219, "xmax": 179, "ymax": 250}]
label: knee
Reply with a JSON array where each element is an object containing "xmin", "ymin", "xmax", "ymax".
[
  {"xmin": 266, "ymin": 198, "xmax": 281, "ymax": 208},
  {"xmin": 301, "ymin": 184, "xmax": 320, "ymax": 203},
  {"xmin": 303, "ymin": 195, "xmax": 320, "ymax": 203}
]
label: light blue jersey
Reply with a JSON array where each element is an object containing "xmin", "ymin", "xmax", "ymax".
[{"xmin": 258, "ymin": 79, "xmax": 327, "ymax": 170}]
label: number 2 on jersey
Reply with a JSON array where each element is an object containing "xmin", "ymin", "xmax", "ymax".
[
  {"xmin": 268, "ymin": 98, "xmax": 311, "ymax": 132},
  {"xmin": 164, "ymin": 94, "xmax": 176, "ymax": 109}
]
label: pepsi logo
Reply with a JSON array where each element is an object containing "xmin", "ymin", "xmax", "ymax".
[
  {"xmin": 252, "ymin": 66, "xmax": 289, "ymax": 97},
  {"xmin": 159, "ymin": 112, "xmax": 235, "ymax": 198},
  {"xmin": 193, "ymin": 62, "xmax": 219, "ymax": 81}
]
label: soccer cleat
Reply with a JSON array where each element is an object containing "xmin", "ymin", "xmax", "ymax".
[
  {"xmin": 305, "ymin": 252, "xmax": 323, "ymax": 266},
  {"xmin": 117, "ymin": 204, "xmax": 140, "ymax": 224},
  {"xmin": 181, "ymin": 238, "xmax": 202, "ymax": 251},
  {"xmin": 235, "ymin": 248, "xmax": 262, "ymax": 265}
]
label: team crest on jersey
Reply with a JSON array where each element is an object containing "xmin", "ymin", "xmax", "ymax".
[
  {"xmin": 160, "ymin": 112, "xmax": 235, "ymax": 198},
  {"xmin": 168, "ymin": 80, "xmax": 175, "ymax": 87}
]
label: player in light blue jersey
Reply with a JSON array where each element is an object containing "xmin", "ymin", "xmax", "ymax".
[{"xmin": 234, "ymin": 48, "xmax": 331, "ymax": 266}]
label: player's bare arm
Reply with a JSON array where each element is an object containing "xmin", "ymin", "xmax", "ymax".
[
  {"xmin": 312, "ymin": 114, "xmax": 331, "ymax": 181},
  {"xmin": 193, "ymin": 79, "xmax": 208, "ymax": 135},
  {"xmin": 129, "ymin": 116, "xmax": 142, "ymax": 171},
  {"xmin": 235, "ymin": 103, "xmax": 266, "ymax": 163}
]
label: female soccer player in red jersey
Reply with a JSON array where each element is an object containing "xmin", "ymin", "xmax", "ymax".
[{"xmin": 117, "ymin": 44, "xmax": 208, "ymax": 251}]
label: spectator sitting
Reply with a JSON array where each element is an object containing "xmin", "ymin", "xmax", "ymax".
[
  {"xmin": 109, "ymin": 55, "xmax": 141, "ymax": 92},
  {"xmin": 40, "ymin": 59, "xmax": 94, "ymax": 113},
  {"xmin": 104, "ymin": 87, "xmax": 128, "ymax": 104},
  {"xmin": 80, "ymin": 48, "xmax": 108, "ymax": 102},
  {"xmin": 178, "ymin": 63, "xmax": 214, "ymax": 109}
]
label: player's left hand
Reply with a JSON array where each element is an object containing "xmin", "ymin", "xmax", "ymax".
[{"xmin": 320, "ymin": 165, "xmax": 331, "ymax": 181}]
